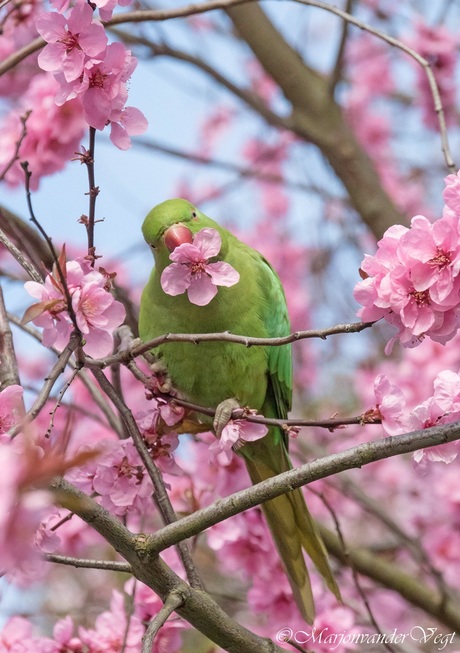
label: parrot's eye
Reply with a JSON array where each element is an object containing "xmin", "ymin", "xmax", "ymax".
[
  {"xmin": 191, "ymin": 211, "xmax": 197, "ymax": 219},
  {"xmin": 150, "ymin": 243, "xmax": 156, "ymax": 250}
]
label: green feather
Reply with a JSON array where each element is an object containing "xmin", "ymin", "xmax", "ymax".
[{"xmin": 139, "ymin": 198, "xmax": 341, "ymax": 623}]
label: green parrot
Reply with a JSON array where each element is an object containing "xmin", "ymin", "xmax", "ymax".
[{"xmin": 139, "ymin": 198, "xmax": 340, "ymax": 623}]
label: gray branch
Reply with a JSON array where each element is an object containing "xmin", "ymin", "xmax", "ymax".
[{"xmin": 145, "ymin": 419, "xmax": 460, "ymax": 553}]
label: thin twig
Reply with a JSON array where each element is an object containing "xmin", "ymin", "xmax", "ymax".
[
  {"xmin": 9, "ymin": 332, "xmax": 80, "ymax": 436},
  {"xmin": 21, "ymin": 162, "xmax": 80, "ymax": 331},
  {"xmin": 328, "ymin": 0, "xmax": 354, "ymax": 95},
  {"xmin": 125, "ymin": 356, "xmax": 379, "ymax": 431},
  {"xmin": 46, "ymin": 367, "xmax": 80, "ymax": 437},
  {"xmin": 87, "ymin": 320, "xmax": 375, "ymax": 369},
  {"xmin": 45, "ymin": 553, "xmax": 132, "ymax": 572},
  {"xmin": 0, "ymin": 110, "xmax": 30, "ymax": 181},
  {"xmin": 135, "ymin": 137, "xmax": 327, "ymax": 196},
  {"xmin": 7, "ymin": 312, "xmax": 124, "ymax": 435},
  {"xmin": 121, "ymin": 576, "xmax": 137, "ymax": 653},
  {"xmin": 77, "ymin": 128, "xmax": 100, "ymax": 264},
  {"xmin": 293, "ymin": 0, "xmax": 455, "ymax": 171},
  {"xmin": 141, "ymin": 590, "xmax": 185, "ymax": 653}
]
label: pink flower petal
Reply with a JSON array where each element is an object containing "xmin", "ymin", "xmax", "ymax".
[
  {"xmin": 206, "ymin": 261, "xmax": 240, "ymax": 287},
  {"xmin": 109, "ymin": 122, "xmax": 131, "ymax": 150},
  {"xmin": 35, "ymin": 11, "xmax": 66, "ymax": 41},
  {"xmin": 161, "ymin": 263, "xmax": 191, "ymax": 296},
  {"xmin": 169, "ymin": 242, "xmax": 202, "ymax": 264},
  {"xmin": 61, "ymin": 48, "xmax": 85, "ymax": 82},
  {"xmin": 187, "ymin": 274, "xmax": 218, "ymax": 306},
  {"xmin": 193, "ymin": 227, "xmax": 222, "ymax": 259},
  {"xmin": 79, "ymin": 23, "xmax": 108, "ymax": 58}
]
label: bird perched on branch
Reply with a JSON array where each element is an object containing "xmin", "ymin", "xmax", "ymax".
[{"xmin": 139, "ymin": 198, "xmax": 340, "ymax": 623}]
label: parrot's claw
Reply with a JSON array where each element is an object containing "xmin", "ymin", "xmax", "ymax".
[{"xmin": 213, "ymin": 398, "xmax": 241, "ymax": 438}]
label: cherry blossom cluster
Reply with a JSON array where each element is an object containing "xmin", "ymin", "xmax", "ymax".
[
  {"xmin": 67, "ymin": 397, "xmax": 185, "ymax": 518},
  {"xmin": 0, "ymin": 73, "xmax": 86, "ymax": 189},
  {"xmin": 35, "ymin": 0, "xmax": 147, "ymax": 149},
  {"xmin": 161, "ymin": 227, "xmax": 240, "ymax": 306},
  {"xmin": 354, "ymin": 172, "xmax": 460, "ymax": 353},
  {"xmin": 23, "ymin": 254, "xmax": 125, "ymax": 357},
  {"xmin": 373, "ymin": 371, "xmax": 460, "ymax": 465}
]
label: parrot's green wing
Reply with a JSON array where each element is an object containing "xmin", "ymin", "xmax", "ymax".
[
  {"xmin": 263, "ymin": 254, "xmax": 292, "ymax": 420},
  {"xmin": 243, "ymin": 254, "xmax": 341, "ymax": 623}
]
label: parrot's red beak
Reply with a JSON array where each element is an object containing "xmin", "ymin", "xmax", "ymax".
[{"xmin": 164, "ymin": 223, "xmax": 193, "ymax": 252}]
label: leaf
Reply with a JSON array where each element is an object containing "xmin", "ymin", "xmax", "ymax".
[{"xmin": 21, "ymin": 301, "xmax": 47, "ymax": 325}]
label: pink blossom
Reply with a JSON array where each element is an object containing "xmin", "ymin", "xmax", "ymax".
[
  {"xmin": 83, "ymin": 439, "xmax": 154, "ymax": 516},
  {"xmin": 407, "ymin": 396, "xmax": 459, "ymax": 466},
  {"xmin": 24, "ymin": 257, "xmax": 125, "ymax": 357},
  {"xmin": 443, "ymin": 170, "xmax": 460, "ymax": 215},
  {"xmin": 53, "ymin": 616, "xmax": 83, "ymax": 652},
  {"xmin": 109, "ymin": 106, "xmax": 148, "ymax": 150},
  {"xmin": 161, "ymin": 227, "xmax": 240, "ymax": 305},
  {"xmin": 207, "ymin": 508, "xmax": 275, "ymax": 578},
  {"xmin": 80, "ymin": 42, "xmax": 136, "ymax": 130},
  {"xmin": 198, "ymin": 105, "xmax": 234, "ymax": 157},
  {"xmin": 0, "ymin": 437, "xmax": 52, "ymax": 576},
  {"xmin": 36, "ymin": 2, "xmax": 107, "ymax": 82},
  {"xmin": 433, "ymin": 369, "xmax": 460, "ymax": 414},
  {"xmin": 0, "ymin": 616, "xmax": 55, "ymax": 652},
  {"xmin": 354, "ymin": 216, "xmax": 460, "ymax": 352},
  {"xmin": 398, "ymin": 214, "xmax": 460, "ymax": 304},
  {"xmin": 136, "ymin": 407, "xmax": 184, "ymax": 476},
  {"xmin": 0, "ymin": 384, "xmax": 24, "ymax": 434},
  {"xmin": 0, "ymin": 73, "xmax": 86, "ymax": 189},
  {"xmin": 373, "ymin": 375, "xmax": 406, "ymax": 436},
  {"xmin": 79, "ymin": 590, "xmax": 145, "ymax": 652},
  {"xmin": 52, "ymin": 41, "xmax": 147, "ymax": 142},
  {"xmin": 92, "ymin": 0, "xmax": 133, "ymax": 22},
  {"xmin": 209, "ymin": 419, "xmax": 268, "ymax": 464}
]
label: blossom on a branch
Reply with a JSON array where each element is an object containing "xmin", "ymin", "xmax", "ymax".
[
  {"xmin": 23, "ymin": 253, "xmax": 125, "ymax": 357},
  {"xmin": 36, "ymin": 1, "xmax": 107, "ymax": 82},
  {"xmin": 209, "ymin": 418, "xmax": 268, "ymax": 464},
  {"xmin": 354, "ymin": 183, "xmax": 460, "ymax": 352}
]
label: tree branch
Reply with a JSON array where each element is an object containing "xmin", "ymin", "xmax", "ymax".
[
  {"xmin": 51, "ymin": 476, "xmax": 285, "ymax": 653},
  {"xmin": 46, "ymin": 553, "xmax": 132, "ymax": 572},
  {"xmin": 319, "ymin": 524, "xmax": 460, "ymax": 633},
  {"xmin": 86, "ymin": 320, "xmax": 375, "ymax": 369},
  {"xmin": 135, "ymin": 137, "xmax": 327, "ymax": 196},
  {"xmin": 294, "ymin": 0, "xmax": 455, "ymax": 172},
  {"xmin": 225, "ymin": 3, "xmax": 407, "ymax": 239},
  {"xmin": 328, "ymin": 0, "xmax": 354, "ymax": 95},
  {"xmin": 0, "ymin": 285, "xmax": 21, "ymax": 389},
  {"xmin": 145, "ymin": 419, "xmax": 460, "ymax": 554}
]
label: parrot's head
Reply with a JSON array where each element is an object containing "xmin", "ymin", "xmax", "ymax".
[{"xmin": 142, "ymin": 198, "xmax": 213, "ymax": 265}]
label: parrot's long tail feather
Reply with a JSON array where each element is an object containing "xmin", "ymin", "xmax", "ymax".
[{"xmin": 244, "ymin": 440, "xmax": 341, "ymax": 624}]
